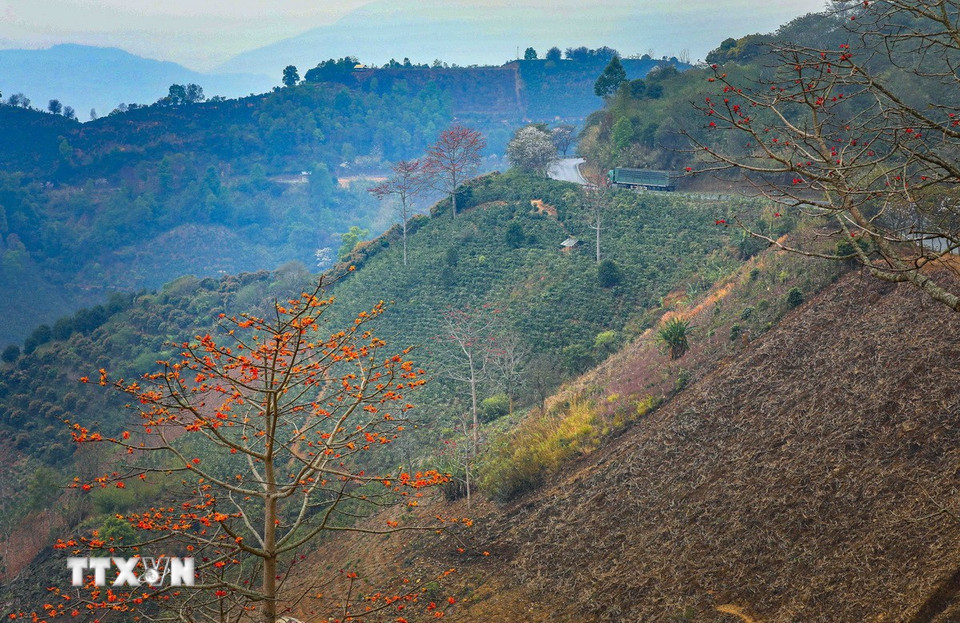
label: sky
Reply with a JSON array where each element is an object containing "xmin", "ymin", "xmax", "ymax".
[{"xmin": 0, "ymin": 0, "xmax": 827, "ymax": 71}]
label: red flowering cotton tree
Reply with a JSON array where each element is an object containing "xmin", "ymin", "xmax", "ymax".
[
  {"xmin": 423, "ymin": 125, "xmax": 486, "ymax": 220},
  {"xmin": 44, "ymin": 277, "xmax": 454, "ymax": 623},
  {"xmin": 687, "ymin": 0, "xmax": 960, "ymax": 311}
]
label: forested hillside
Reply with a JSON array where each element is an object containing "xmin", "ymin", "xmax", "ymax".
[
  {"xmin": 7, "ymin": 3, "xmax": 960, "ymax": 620},
  {"xmin": 0, "ymin": 51, "xmax": 680, "ymax": 346},
  {"xmin": 577, "ymin": 13, "xmax": 850, "ymax": 173},
  {"xmin": 0, "ymin": 81, "xmax": 453, "ymax": 345},
  {"xmin": 0, "ymin": 171, "xmax": 774, "ymax": 605}
]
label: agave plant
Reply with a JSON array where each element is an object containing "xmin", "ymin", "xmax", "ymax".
[{"xmin": 656, "ymin": 316, "xmax": 691, "ymax": 360}]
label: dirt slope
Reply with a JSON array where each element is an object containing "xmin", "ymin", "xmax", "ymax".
[{"xmin": 443, "ymin": 271, "xmax": 960, "ymax": 622}]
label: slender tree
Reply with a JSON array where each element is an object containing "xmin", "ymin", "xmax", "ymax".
[
  {"xmin": 579, "ymin": 175, "xmax": 612, "ymax": 264},
  {"xmin": 369, "ymin": 159, "xmax": 427, "ymax": 266},
  {"xmin": 424, "ymin": 125, "xmax": 486, "ymax": 220},
  {"xmin": 489, "ymin": 330, "xmax": 529, "ymax": 415},
  {"xmin": 434, "ymin": 306, "xmax": 500, "ymax": 506}
]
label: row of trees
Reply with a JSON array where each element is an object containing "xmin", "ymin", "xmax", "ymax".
[
  {"xmin": 369, "ymin": 124, "xmax": 487, "ymax": 265},
  {"xmin": 522, "ymin": 46, "xmax": 621, "ymax": 63},
  {"xmin": 2, "ymin": 91, "xmax": 77, "ymax": 120},
  {"xmin": 281, "ymin": 45, "xmax": 642, "ymax": 90},
  {"xmin": 368, "ymin": 121, "xmax": 576, "ymax": 268},
  {"xmin": 280, "ymin": 55, "xmax": 500, "ymax": 89},
  {"xmin": 2, "ymin": 82, "xmax": 206, "ymax": 120}
]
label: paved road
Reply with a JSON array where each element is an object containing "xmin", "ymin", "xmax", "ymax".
[{"xmin": 548, "ymin": 157, "xmax": 588, "ymax": 185}]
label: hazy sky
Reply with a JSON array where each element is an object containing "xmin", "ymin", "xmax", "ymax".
[{"xmin": 0, "ymin": 0, "xmax": 827, "ymax": 71}]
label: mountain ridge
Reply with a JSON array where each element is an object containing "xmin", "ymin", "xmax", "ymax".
[
  {"xmin": 0, "ymin": 44, "xmax": 271, "ymax": 118},
  {"xmin": 215, "ymin": 0, "xmax": 824, "ymax": 76}
]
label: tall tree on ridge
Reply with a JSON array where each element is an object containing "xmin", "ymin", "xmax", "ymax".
[{"xmin": 424, "ymin": 125, "xmax": 486, "ymax": 220}]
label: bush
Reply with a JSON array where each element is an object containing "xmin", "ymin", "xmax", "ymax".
[
  {"xmin": 561, "ymin": 343, "xmax": 595, "ymax": 374},
  {"xmin": 593, "ymin": 330, "xmax": 620, "ymax": 356},
  {"xmin": 656, "ymin": 317, "xmax": 690, "ymax": 360},
  {"xmin": 740, "ymin": 306, "xmax": 754, "ymax": 320},
  {"xmin": 480, "ymin": 394, "xmax": 510, "ymax": 422},
  {"xmin": 479, "ymin": 399, "xmax": 599, "ymax": 501},
  {"xmin": 505, "ymin": 222, "xmax": 525, "ymax": 248},
  {"xmin": 729, "ymin": 323, "xmax": 742, "ymax": 341},
  {"xmin": 1, "ymin": 344, "xmax": 19, "ymax": 363},
  {"xmin": 597, "ymin": 259, "xmax": 622, "ymax": 287},
  {"xmin": 835, "ymin": 237, "xmax": 870, "ymax": 262},
  {"xmin": 786, "ymin": 287, "xmax": 804, "ymax": 308}
]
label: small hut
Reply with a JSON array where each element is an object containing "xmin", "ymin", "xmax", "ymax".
[{"xmin": 560, "ymin": 237, "xmax": 580, "ymax": 252}]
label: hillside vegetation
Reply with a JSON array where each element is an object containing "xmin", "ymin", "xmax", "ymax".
[
  {"xmin": 433, "ymin": 266, "xmax": 960, "ymax": 622},
  {"xmin": 7, "ymin": 6, "xmax": 959, "ymax": 619},
  {"xmin": 0, "ymin": 81, "xmax": 451, "ymax": 344},
  {"xmin": 0, "ymin": 171, "xmax": 772, "ymax": 604},
  {"xmin": 0, "ymin": 51, "xmax": 683, "ymax": 346},
  {"xmin": 281, "ymin": 261, "xmax": 960, "ymax": 622},
  {"xmin": 577, "ymin": 13, "xmax": 852, "ymax": 174}
]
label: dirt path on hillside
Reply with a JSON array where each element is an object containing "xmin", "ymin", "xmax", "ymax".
[{"xmin": 716, "ymin": 604, "xmax": 761, "ymax": 622}]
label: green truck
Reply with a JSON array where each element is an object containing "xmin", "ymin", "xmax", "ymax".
[{"xmin": 607, "ymin": 168, "xmax": 678, "ymax": 191}]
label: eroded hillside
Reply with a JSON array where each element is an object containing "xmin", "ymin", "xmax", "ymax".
[
  {"xmin": 457, "ymin": 269, "xmax": 960, "ymax": 622},
  {"xmin": 312, "ymin": 267, "xmax": 960, "ymax": 622}
]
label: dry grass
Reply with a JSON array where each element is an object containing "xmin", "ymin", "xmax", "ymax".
[{"xmin": 428, "ymin": 268, "xmax": 960, "ymax": 621}]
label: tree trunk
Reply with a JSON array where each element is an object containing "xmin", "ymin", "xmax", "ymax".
[
  {"xmin": 450, "ymin": 173, "xmax": 458, "ymax": 220},
  {"xmin": 595, "ymin": 220, "xmax": 601, "ymax": 264},
  {"xmin": 262, "ymin": 422, "xmax": 278, "ymax": 623},
  {"xmin": 464, "ymin": 454, "xmax": 471, "ymax": 509},
  {"xmin": 469, "ymin": 365, "xmax": 478, "ymax": 455},
  {"xmin": 262, "ymin": 546, "xmax": 277, "ymax": 623},
  {"xmin": 468, "ymin": 357, "xmax": 479, "ymax": 508}
]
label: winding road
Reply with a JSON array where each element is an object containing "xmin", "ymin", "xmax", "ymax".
[{"xmin": 548, "ymin": 157, "xmax": 588, "ymax": 185}]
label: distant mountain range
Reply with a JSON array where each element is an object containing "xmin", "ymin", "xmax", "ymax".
[
  {"xmin": 0, "ymin": 44, "xmax": 272, "ymax": 118},
  {"xmin": 216, "ymin": 0, "xmax": 824, "ymax": 76},
  {"xmin": 0, "ymin": 0, "xmax": 824, "ymax": 117}
]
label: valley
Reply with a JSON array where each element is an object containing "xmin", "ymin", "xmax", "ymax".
[{"xmin": 1, "ymin": 3, "xmax": 960, "ymax": 622}]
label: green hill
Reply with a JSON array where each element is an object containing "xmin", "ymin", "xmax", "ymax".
[
  {"xmin": 0, "ymin": 52, "xmax": 686, "ymax": 346},
  {"xmin": 0, "ymin": 170, "xmax": 772, "ymax": 602},
  {"xmin": 577, "ymin": 12, "xmax": 851, "ymax": 174}
]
